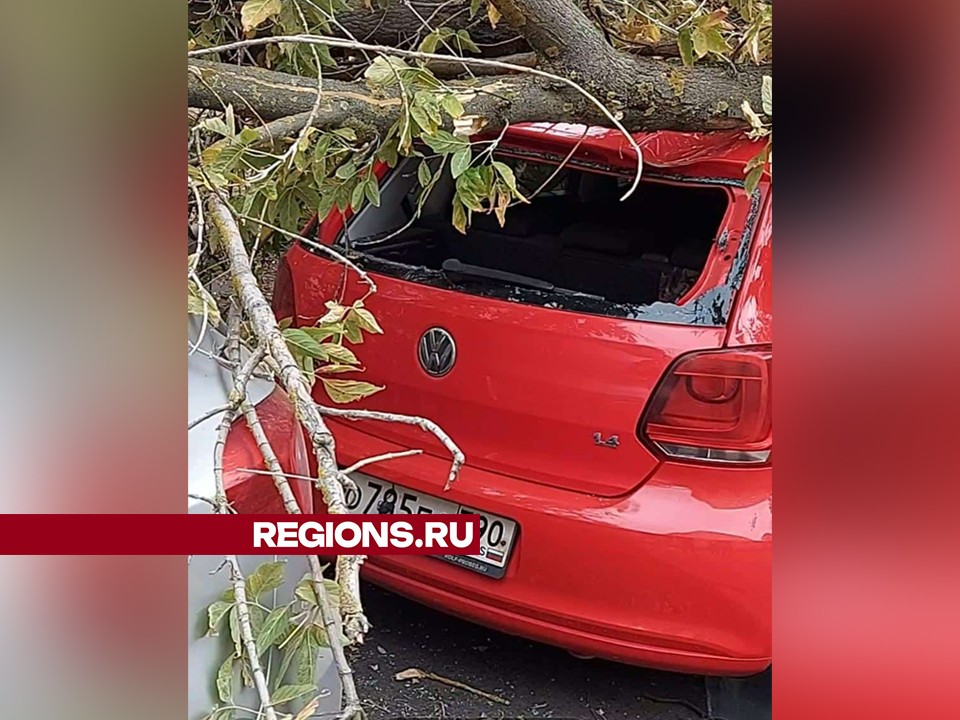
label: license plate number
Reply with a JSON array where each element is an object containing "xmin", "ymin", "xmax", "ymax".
[{"xmin": 344, "ymin": 472, "xmax": 518, "ymax": 579}]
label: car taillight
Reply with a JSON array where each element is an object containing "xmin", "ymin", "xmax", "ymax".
[
  {"xmin": 223, "ymin": 390, "xmax": 314, "ymax": 514},
  {"xmin": 272, "ymin": 256, "xmax": 296, "ymax": 322},
  {"xmin": 639, "ymin": 345, "xmax": 772, "ymax": 464}
]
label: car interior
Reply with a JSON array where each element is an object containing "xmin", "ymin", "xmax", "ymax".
[{"xmin": 344, "ymin": 155, "xmax": 731, "ymax": 306}]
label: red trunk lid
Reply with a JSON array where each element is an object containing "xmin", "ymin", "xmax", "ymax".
[{"xmin": 285, "ymin": 244, "xmax": 727, "ymax": 497}]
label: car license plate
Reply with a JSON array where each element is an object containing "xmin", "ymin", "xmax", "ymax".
[{"xmin": 344, "ymin": 472, "xmax": 518, "ymax": 579}]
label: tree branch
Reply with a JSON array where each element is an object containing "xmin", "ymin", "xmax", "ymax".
[
  {"xmin": 189, "ymin": 52, "xmax": 763, "ymax": 136},
  {"xmin": 209, "ymin": 192, "xmax": 350, "ymax": 513},
  {"xmin": 224, "ymin": 555, "xmax": 279, "ymax": 720}
]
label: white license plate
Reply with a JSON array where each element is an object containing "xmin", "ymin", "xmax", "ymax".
[{"xmin": 344, "ymin": 472, "xmax": 518, "ymax": 579}]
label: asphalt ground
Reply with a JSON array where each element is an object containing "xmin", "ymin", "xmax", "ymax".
[{"xmin": 348, "ymin": 583, "xmax": 770, "ymax": 720}]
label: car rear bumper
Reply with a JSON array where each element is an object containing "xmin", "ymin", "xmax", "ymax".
[{"xmin": 329, "ymin": 421, "xmax": 772, "ymax": 676}]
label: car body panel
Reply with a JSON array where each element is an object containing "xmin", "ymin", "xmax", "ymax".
[
  {"xmin": 727, "ymin": 187, "xmax": 773, "ymax": 348},
  {"xmin": 287, "ymin": 245, "xmax": 729, "ymax": 496},
  {"xmin": 283, "ymin": 124, "xmax": 772, "ymax": 674},
  {"xmin": 323, "ymin": 419, "xmax": 771, "ymax": 675}
]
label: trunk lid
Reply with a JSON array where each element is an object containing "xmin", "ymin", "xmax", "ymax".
[{"xmin": 285, "ymin": 245, "xmax": 728, "ymax": 496}]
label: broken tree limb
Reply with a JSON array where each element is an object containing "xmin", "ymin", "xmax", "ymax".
[
  {"xmin": 239, "ymin": 399, "xmax": 365, "ymax": 715},
  {"xmin": 190, "ymin": 36, "xmax": 644, "ymax": 194},
  {"xmin": 189, "ymin": 51, "xmax": 764, "ymax": 135},
  {"xmin": 209, "ymin": 192, "xmax": 350, "ymax": 514},
  {"xmin": 225, "ymin": 555, "xmax": 280, "ymax": 720}
]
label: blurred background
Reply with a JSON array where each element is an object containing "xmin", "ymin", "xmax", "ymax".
[{"xmin": 0, "ymin": 0, "xmax": 958, "ymax": 718}]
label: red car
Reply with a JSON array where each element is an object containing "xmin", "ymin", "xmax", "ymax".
[{"xmin": 274, "ymin": 124, "xmax": 772, "ymax": 676}]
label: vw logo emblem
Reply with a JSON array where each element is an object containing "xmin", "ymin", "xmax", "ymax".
[{"xmin": 418, "ymin": 327, "xmax": 456, "ymax": 377}]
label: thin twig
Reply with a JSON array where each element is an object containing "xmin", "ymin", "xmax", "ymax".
[
  {"xmin": 233, "ymin": 211, "xmax": 377, "ymax": 294},
  {"xmin": 395, "ymin": 667, "xmax": 510, "ymax": 705},
  {"xmin": 318, "ymin": 405, "xmax": 464, "ymax": 490},
  {"xmin": 341, "ymin": 449, "xmax": 422, "ymax": 476},
  {"xmin": 211, "ymin": 343, "xmax": 266, "ymax": 513},
  {"xmin": 188, "ymin": 402, "xmax": 233, "ymax": 430}
]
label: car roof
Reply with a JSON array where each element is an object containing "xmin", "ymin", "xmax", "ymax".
[{"xmin": 498, "ymin": 123, "xmax": 765, "ymax": 181}]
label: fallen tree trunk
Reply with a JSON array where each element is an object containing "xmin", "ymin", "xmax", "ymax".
[{"xmin": 189, "ymin": 55, "xmax": 765, "ymax": 135}]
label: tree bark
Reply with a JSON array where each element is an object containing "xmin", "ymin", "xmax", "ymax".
[
  {"xmin": 334, "ymin": 0, "xmax": 526, "ymax": 53},
  {"xmin": 189, "ymin": 56, "xmax": 765, "ymax": 135}
]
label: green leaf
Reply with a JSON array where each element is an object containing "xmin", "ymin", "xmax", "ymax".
[
  {"xmin": 294, "ymin": 574, "xmax": 341, "ymax": 607},
  {"xmin": 455, "ymin": 167, "xmax": 489, "ymax": 210},
  {"xmin": 246, "ymin": 560, "xmax": 286, "ymax": 599},
  {"xmin": 333, "ymin": 127, "xmax": 357, "ymax": 142},
  {"xmin": 321, "ymin": 378, "xmax": 384, "ymax": 403},
  {"xmin": 703, "ymin": 27, "xmax": 728, "ymax": 55},
  {"xmin": 422, "ymin": 129, "xmax": 468, "ymax": 155},
  {"xmin": 417, "ymin": 161, "xmax": 433, "ymax": 187},
  {"xmin": 419, "ymin": 30, "xmax": 441, "ymax": 54},
  {"xmin": 295, "ymin": 631, "xmax": 318, "ymax": 684},
  {"xmin": 351, "ymin": 306, "xmax": 384, "ymax": 334},
  {"xmin": 692, "ymin": 28, "xmax": 709, "ymax": 58},
  {"xmin": 364, "ymin": 176, "xmax": 381, "ymax": 207},
  {"xmin": 283, "ymin": 328, "xmax": 327, "ymax": 359},
  {"xmin": 321, "ymin": 343, "xmax": 359, "ymax": 365},
  {"xmin": 188, "ymin": 281, "xmax": 222, "ymax": 326},
  {"xmin": 295, "ymin": 577, "xmax": 318, "ymax": 606},
  {"xmin": 455, "ymin": 29, "xmax": 481, "ymax": 54},
  {"xmin": 342, "ymin": 318, "xmax": 364, "ymax": 344},
  {"xmin": 441, "ymin": 94, "xmax": 464, "ymax": 119},
  {"xmin": 452, "ymin": 199, "xmax": 468, "ymax": 234},
  {"xmin": 272, "ymin": 684, "xmax": 317, "ymax": 706},
  {"xmin": 744, "ymin": 166, "xmax": 763, "ymax": 195},
  {"xmin": 319, "ymin": 300, "xmax": 349, "ymax": 324},
  {"xmin": 199, "ymin": 116, "xmax": 233, "ymax": 138},
  {"xmin": 761, "ymin": 75, "xmax": 772, "ymax": 116},
  {"xmin": 415, "ymin": 91, "xmax": 443, "ymax": 127},
  {"xmin": 318, "ymin": 190, "xmax": 337, "ymax": 220},
  {"xmin": 238, "ymin": 127, "xmax": 260, "ymax": 144},
  {"xmin": 451, "ymin": 148, "xmax": 473, "ymax": 179},
  {"xmin": 364, "ymin": 56, "xmax": 407, "ymax": 88},
  {"xmin": 491, "ymin": 161, "xmax": 519, "ymax": 193},
  {"xmin": 240, "ymin": 0, "xmax": 282, "ymax": 32},
  {"xmin": 469, "ymin": 0, "xmax": 483, "ymax": 18},
  {"xmin": 255, "ymin": 606, "xmax": 290, "ymax": 652},
  {"xmin": 410, "ymin": 104, "xmax": 434, "ymax": 134},
  {"xmin": 335, "ymin": 160, "xmax": 357, "ymax": 180},
  {"xmin": 216, "ymin": 656, "xmax": 235, "ymax": 703},
  {"xmin": 678, "ymin": 28, "xmax": 695, "ymax": 67},
  {"xmin": 206, "ymin": 601, "xmax": 233, "ymax": 637},
  {"xmin": 274, "ymin": 627, "xmax": 305, "ymax": 686},
  {"xmin": 351, "ymin": 180, "xmax": 366, "ymax": 211},
  {"xmin": 247, "ymin": 605, "xmax": 265, "ymax": 635},
  {"xmin": 378, "ymin": 139, "xmax": 400, "ymax": 167}
]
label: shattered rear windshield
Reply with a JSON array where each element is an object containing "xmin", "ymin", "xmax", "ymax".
[{"xmin": 325, "ymin": 152, "xmax": 759, "ymax": 327}]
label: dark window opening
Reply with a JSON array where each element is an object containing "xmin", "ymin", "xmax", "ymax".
[{"xmin": 343, "ymin": 155, "xmax": 731, "ymax": 311}]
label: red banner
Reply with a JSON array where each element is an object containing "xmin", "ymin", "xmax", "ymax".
[{"xmin": 0, "ymin": 514, "xmax": 480, "ymax": 554}]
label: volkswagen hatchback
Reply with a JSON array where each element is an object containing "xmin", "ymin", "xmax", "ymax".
[{"xmin": 274, "ymin": 124, "xmax": 772, "ymax": 675}]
